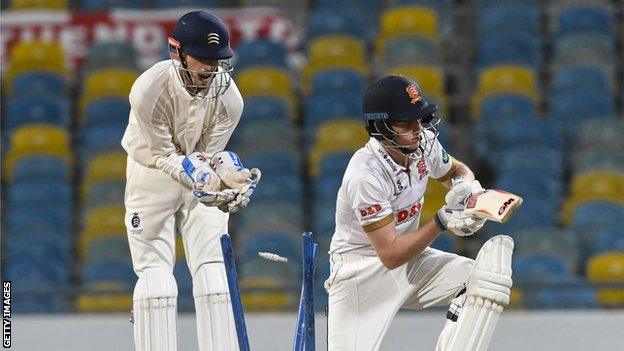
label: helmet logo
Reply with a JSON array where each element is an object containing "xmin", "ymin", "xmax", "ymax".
[
  {"xmin": 207, "ymin": 33, "xmax": 220, "ymax": 44},
  {"xmin": 405, "ymin": 85, "xmax": 422, "ymax": 104}
]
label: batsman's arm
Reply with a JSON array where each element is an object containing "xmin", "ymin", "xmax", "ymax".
[
  {"xmin": 365, "ymin": 218, "xmax": 442, "ymax": 270},
  {"xmin": 436, "ymin": 157, "xmax": 475, "ymax": 189}
]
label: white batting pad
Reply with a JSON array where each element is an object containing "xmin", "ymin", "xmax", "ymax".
[
  {"xmin": 133, "ymin": 267, "xmax": 179, "ymax": 351},
  {"xmin": 193, "ymin": 263, "xmax": 239, "ymax": 351},
  {"xmin": 441, "ymin": 235, "xmax": 514, "ymax": 351}
]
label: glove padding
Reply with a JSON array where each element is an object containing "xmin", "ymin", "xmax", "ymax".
[
  {"xmin": 445, "ymin": 179, "xmax": 484, "ymax": 211},
  {"xmin": 435, "ymin": 206, "xmax": 486, "ymax": 237},
  {"xmin": 211, "ymin": 151, "xmax": 261, "ymax": 191},
  {"xmin": 216, "ymin": 165, "xmax": 262, "ymax": 213},
  {"xmin": 193, "ymin": 187, "xmax": 239, "ymax": 206},
  {"xmin": 182, "ymin": 152, "xmax": 221, "ymax": 192}
]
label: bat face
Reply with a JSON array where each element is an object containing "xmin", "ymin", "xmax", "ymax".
[{"xmin": 465, "ymin": 189, "xmax": 523, "ymax": 223}]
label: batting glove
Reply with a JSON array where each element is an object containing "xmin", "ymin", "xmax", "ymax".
[
  {"xmin": 445, "ymin": 179, "xmax": 484, "ymax": 211},
  {"xmin": 434, "ymin": 206, "xmax": 486, "ymax": 237}
]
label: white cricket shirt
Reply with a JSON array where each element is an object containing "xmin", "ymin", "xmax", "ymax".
[
  {"xmin": 330, "ymin": 133, "xmax": 454, "ymax": 255},
  {"xmin": 121, "ymin": 60, "xmax": 244, "ymax": 186}
]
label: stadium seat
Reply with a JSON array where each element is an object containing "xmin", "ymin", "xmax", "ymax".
[
  {"xmin": 308, "ymin": 35, "xmax": 366, "ymax": 63},
  {"xmin": 587, "ymin": 253, "xmax": 624, "ymax": 307},
  {"xmin": 4, "ymin": 124, "xmax": 71, "ymax": 175},
  {"xmin": 86, "ymin": 235, "xmax": 130, "ymax": 262},
  {"xmin": 306, "ymin": 8, "xmax": 369, "ymax": 41},
  {"xmin": 9, "ymin": 0, "xmax": 68, "ymax": 10},
  {"xmin": 5, "ymin": 205, "xmax": 72, "ymax": 236},
  {"xmin": 83, "ymin": 180, "xmax": 126, "ymax": 210},
  {"xmin": 80, "ymin": 68, "xmax": 137, "ymax": 110},
  {"xmin": 79, "ymin": 206, "xmax": 126, "ymax": 256},
  {"xmin": 479, "ymin": 33, "xmax": 541, "ymax": 68},
  {"xmin": 5, "ymin": 40, "xmax": 66, "ymax": 87},
  {"xmin": 553, "ymin": 65, "xmax": 612, "ymax": 93},
  {"xmin": 309, "ymin": 120, "xmax": 369, "ymax": 176},
  {"xmin": 311, "ymin": 69, "xmax": 366, "ymax": 95},
  {"xmin": 301, "ymin": 57, "xmax": 369, "ymax": 92},
  {"xmin": 83, "ymin": 153, "xmax": 127, "ymax": 187},
  {"xmin": 534, "ymin": 283, "xmax": 597, "ymax": 309},
  {"xmin": 6, "ymin": 258, "xmax": 70, "ymax": 285},
  {"xmin": 237, "ymin": 202, "xmax": 303, "ymax": 230},
  {"xmin": 571, "ymin": 172, "xmax": 624, "ymax": 198},
  {"xmin": 246, "ymin": 153, "xmax": 301, "ymax": 177},
  {"xmin": 305, "ymin": 91, "xmax": 362, "ymax": 131},
  {"xmin": 553, "ymin": 33, "xmax": 615, "ymax": 67},
  {"xmin": 10, "ymin": 71, "xmax": 67, "ymax": 97},
  {"xmin": 5, "ymin": 95, "xmax": 70, "ymax": 131},
  {"xmin": 477, "ymin": 65, "xmax": 537, "ymax": 96},
  {"xmin": 572, "ymin": 202, "xmax": 624, "ymax": 229},
  {"xmin": 8, "ymin": 178, "xmax": 72, "ymax": 206},
  {"xmin": 591, "ymin": 227, "xmax": 624, "ymax": 255},
  {"xmin": 83, "ymin": 97, "xmax": 131, "ymax": 124},
  {"xmin": 478, "ymin": 3, "xmax": 540, "ymax": 36},
  {"xmin": 240, "ymin": 97, "xmax": 293, "ymax": 123},
  {"xmin": 381, "ymin": 35, "xmax": 440, "ymax": 66},
  {"xmin": 252, "ymin": 175, "xmax": 303, "ymax": 203},
  {"xmin": 7, "ymin": 232, "xmax": 70, "ymax": 264},
  {"xmin": 388, "ymin": 65, "xmax": 445, "ymax": 97},
  {"xmin": 313, "ymin": 176, "xmax": 342, "ymax": 204},
  {"xmin": 550, "ymin": 89, "xmax": 614, "ymax": 124},
  {"xmin": 80, "ymin": 120, "xmax": 126, "ymax": 157},
  {"xmin": 10, "ymin": 154, "xmax": 70, "ymax": 182},
  {"xmin": 578, "ymin": 118, "xmax": 624, "ymax": 150},
  {"xmin": 557, "ymin": 5, "xmax": 614, "ymax": 36},
  {"xmin": 378, "ymin": 6, "xmax": 439, "ymax": 45},
  {"xmin": 317, "ymin": 151, "xmax": 353, "ymax": 179},
  {"xmin": 235, "ymin": 39, "xmax": 288, "ymax": 70},
  {"xmin": 237, "ymin": 67, "xmax": 295, "ymax": 102},
  {"xmin": 513, "ymin": 253, "xmax": 573, "ymax": 283},
  {"xmin": 513, "ymin": 227, "xmax": 579, "ymax": 268},
  {"xmin": 82, "ymin": 42, "xmax": 139, "ymax": 73}
]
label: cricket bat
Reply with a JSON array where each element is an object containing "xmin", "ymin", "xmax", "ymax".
[{"xmin": 464, "ymin": 189, "xmax": 523, "ymax": 223}]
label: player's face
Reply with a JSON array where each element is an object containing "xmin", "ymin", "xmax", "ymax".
[
  {"xmin": 390, "ymin": 120, "xmax": 423, "ymax": 151},
  {"xmin": 183, "ymin": 54, "xmax": 219, "ymax": 87}
]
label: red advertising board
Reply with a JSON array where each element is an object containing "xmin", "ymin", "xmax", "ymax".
[{"xmin": 1, "ymin": 7, "xmax": 298, "ymax": 69}]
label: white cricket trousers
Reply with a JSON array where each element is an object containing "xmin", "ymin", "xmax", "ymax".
[
  {"xmin": 124, "ymin": 156, "xmax": 229, "ymax": 275},
  {"xmin": 325, "ymin": 247, "xmax": 474, "ymax": 351}
]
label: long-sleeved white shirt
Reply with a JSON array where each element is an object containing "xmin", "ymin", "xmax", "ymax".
[{"xmin": 121, "ymin": 60, "xmax": 244, "ymax": 187}]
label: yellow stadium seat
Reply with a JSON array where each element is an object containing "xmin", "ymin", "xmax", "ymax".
[
  {"xmin": 80, "ymin": 205, "xmax": 126, "ymax": 258},
  {"xmin": 380, "ymin": 6, "xmax": 438, "ymax": 40},
  {"xmin": 587, "ymin": 253, "xmax": 624, "ymax": 307},
  {"xmin": 80, "ymin": 69, "xmax": 137, "ymax": 111},
  {"xmin": 241, "ymin": 277, "xmax": 294, "ymax": 311},
  {"xmin": 237, "ymin": 67, "xmax": 294, "ymax": 102},
  {"xmin": 571, "ymin": 171, "xmax": 624, "ymax": 199},
  {"xmin": 76, "ymin": 285, "xmax": 133, "ymax": 312},
  {"xmin": 4, "ymin": 40, "xmax": 66, "ymax": 87},
  {"xmin": 4, "ymin": 124, "xmax": 71, "ymax": 176},
  {"xmin": 83, "ymin": 153, "xmax": 127, "ymax": 188},
  {"xmin": 508, "ymin": 288, "xmax": 524, "ymax": 310},
  {"xmin": 9, "ymin": 0, "xmax": 68, "ymax": 10},
  {"xmin": 388, "ymin": 65, "xmax": 445, "ymax": 97},
  {"xmin": 472, "ymin": 65, "xmax": 538, "ymax": 117},
  {"xmin": 302, "ymin": 57, "xmax": 369, "ymax": 93},
  {"xmin": 309, "ymin": 120, "xmax": 369, "ymax": 176},
  {"xmin": 308, "ymin": 35, "xmax": 366, "ymax": 63}
]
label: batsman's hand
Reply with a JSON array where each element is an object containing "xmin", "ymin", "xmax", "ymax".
[
  {"xmin": 445, "ymin": 179, "xmax": 484, "ymax": 211},
  {"xmin": 435, "ymin": 206, "xmax": 486, "ymax": 237}
]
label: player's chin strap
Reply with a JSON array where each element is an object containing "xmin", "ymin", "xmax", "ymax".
[{"xmin": 436, "ymin": 235, "xmax": 514, "ymax": 351}]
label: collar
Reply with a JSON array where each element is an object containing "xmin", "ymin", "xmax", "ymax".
[{"xmin": 367, "ymin": 138, "xmax": 410, "ymax": 194}]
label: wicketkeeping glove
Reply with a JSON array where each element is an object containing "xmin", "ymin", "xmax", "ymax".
[
  {"xmin": 217, "ymin": 169, "xmax": 261, "ymax": 213},
  {"xmin": 210, "ymin": 151, "xmax": 262, "ymax": 191}
]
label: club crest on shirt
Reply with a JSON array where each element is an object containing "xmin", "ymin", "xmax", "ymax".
[
  {"xmin": 359, "ymin": 204, "xmax": 383, "ymax": 219},
  {"xmin": 396, "ymin": 201, "xmax": 422, "ymax": 224},
  {"xmin": 416, "ymin": 159, "xmax": 428, "ymax": 180},
  {"xmin": 130, "ymin": 212, "xmax": 143, "ymax": 234}
]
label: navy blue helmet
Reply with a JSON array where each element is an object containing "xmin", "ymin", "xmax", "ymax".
[
  {"xmin": 363, "ymin": 75, "xmax": 441, "ymax": 158},
  {"xmin": 168, "ymin": 11, "xmax": 233, "ymax": 98},
  {"xmin": 170, "ymin": 11, "xmax": 233, "ymax": 60}
]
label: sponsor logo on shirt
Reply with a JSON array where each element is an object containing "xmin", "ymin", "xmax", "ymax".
[
  {"xmin": 416, "ymin": 159, "xmax": 428, "ymax": 180},
  {"xmin": 395, "ymin": 178, "xmax": 405, "ymax": 193},
  {"xmin": 359, "ymin": 204, "xmax": 383, "ymax": 219},
  {"xmin": 442, "ymin": 148, "xmax": 450, "ymax": 164},
  {"xmin": 396, "ymin": 201, "xmax": 422, "ymax": 224},
  {"xmin": 379, "ymin": 148, "xmax": 399, "ymax": 173}
]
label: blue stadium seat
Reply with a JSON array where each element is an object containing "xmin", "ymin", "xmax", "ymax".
[
  {"xmin": 572, "ymin": 202, "xmax": 624, "ymax": 229},
  {"xmin": 243, "ymin": 232, "xmax": 300, "ymax": 263},
  {"xmin": 84, "ymin": 98, "xmax": 131, "ymax": 125},
  {"xmin": 7, "ymin": 232, "xmax": 70, "ymax": 264},
  {"xmin": 83, "ymin": 258, "xmax": 135, "ymax": 288},
  {"xmin": 497, "ymin": 119, "xmax": 563, "ymax": 153},
  {"xmin": 314, "ymin": 177, "xmax": 342, "ymax": 204},
  {"xmin": 6, "ymin": 205, "xmax": 72, "ymax": 234},
  {"xmin": 318, "ymin": 151, "xmax": 353, "ymax": 178},
  {"xmin": 499, "ymin": 145, "xmax": 564, "ymax": 177},
  {"xmin": 479, "ymin": 33, "xmax": 541, "ymax": 68},
  {"xmin": 480, "ymin": 94, "xmax": 536, "ymax": 121},
  {"xmin": 553, "ymin": 32, "xmax": 615, "ymax": 66},
  {"xmin": 476, "ymin": 0, "xmax": 537, "ymax": 9},
  {"xmin": 557, "ymin": 6, "xmax": 613, "ymax": 36},
  {"xmin": 311, "ymin": 69, "xmax": 366, "ymax": 95},
  {"xmin": 237, "ymin": 202, "xmax": 303, "ymax": 229},
  {"xmin": 306, "ymin": 8, "xmax": 370, "ymax": 41},
  {"xmin": 431, "ymin": 234, "xmax": 455, "ymax": 252},
  {"xmin": 87, "ymin": 236, "xmax": 130, "ymax": 262},
  {"xmin": 11, "ymin": 72, "xmax": 67, "ymax": 98},
  {"xmin": 6, "ymin": 96, "xmax": 70, "ymax": 131},
  {"xmin": 591, "ymin": 226, "xmax": 624, "ymax": 255},
  {"xmin": 173, "ymin": 260, "xmax": 194, "ymax": 311},
  {"xmin": 252, "ymin": 175, "xmax": 303, "ymax": 203},
  {"xmin": 478, "ymin": 3, "xmax": 540, "ymax": 36},
  {"xmin": 235, "ymin": 39, "xmax": 288, "ymax": 70},
  {"xmin": 80, "ymin": 120, "xmax": 127, "ymax": 157},
  {"xmin": 513, "ymin": 253, "xmax": 572, "ymax": 283},
  {"xmin": 12, "ymin": 155, "xmax": 70, "ymax": 180},
  {"xmin": 240, "ymin": 97, "xmax": 291, "ymax": 123},
  {"xmin": 305, "ymin": 91, "xmax": 361, "ymax": 130},
  {"xmin": 497, "ymin": 169, "xmax": 563, "ymax": 197},
  {"xmin": 498, "ymin": 199, "xmax": 558, "ymax": 230},
  {"xmin": 8, "ymin": 178, "xmax": 72, "ymax": 206},
  {"xmin": 534, "ymin": 280, "xmax": 597, "ymax": 309},
  {"xmin": 550, "ymin": 89, "xmax": 614, "ymax": 137},
  {"xmin": 84, "ymin": 180, "xmax": 126, "ymax": 210},
  {"xmin": 553, "ymin": 65, "xmax": 611, "ymax": 93},
  {"xmin": 6, "ymin": 259, "xmax": 70, "ymax": 285},
  {"xmin": 246, "ymin": 153, "xmax": 301, "ymax": 177}
]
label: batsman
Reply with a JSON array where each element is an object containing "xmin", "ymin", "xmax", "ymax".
[{"xmin": 325, "ymin": 76, "xmax": 514, "ymax": 350}]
